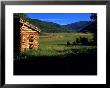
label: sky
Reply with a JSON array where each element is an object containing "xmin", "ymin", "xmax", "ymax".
[{"xmin": 26, "ymin": 13, "xmax": 91, "ymax": 25}]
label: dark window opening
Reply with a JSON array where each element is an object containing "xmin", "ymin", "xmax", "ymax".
[
  {"xmin": 29, "ymin": 44, "xmax": 34, "ymax": 49},
  {"xmin": 29, "ymin": 36, "xmax": 34, "ymax": 42}
]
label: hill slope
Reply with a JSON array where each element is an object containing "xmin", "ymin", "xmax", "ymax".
[
  {"xmin": 63, "ymin": 21, "xmax": 91, "ymax": 31},
  {"xmin": 80, "ymin": 22, "xmax": 97, "ymax": 34},
  {"xmin": 29, "ymin": 19, "xmax": 72, "ymax": 33},
  {"xmin": 29, "ymin": 19, "xmax": 91, "ymax": 33}
]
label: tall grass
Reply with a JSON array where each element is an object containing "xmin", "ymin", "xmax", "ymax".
[{"xmin": 16, "ymin": 32, "xmax": 96, "ymax": 58}]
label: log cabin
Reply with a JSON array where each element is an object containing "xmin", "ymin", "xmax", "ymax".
[{"xmin": 14, "ymin": 18, "xmax": 41, "ymax": 53}]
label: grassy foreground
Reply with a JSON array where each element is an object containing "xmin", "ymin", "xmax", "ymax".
[
  {"xmin": 14, "ymin": 33, "xmax": 97, "ymax": 75},
  {"xmin": 19, "ymin": 32, "xmax": 96, "ymax": 57}
]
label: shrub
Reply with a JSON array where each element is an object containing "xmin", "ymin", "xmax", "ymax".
[{"xmin": 67, "ymin": 41, "xmax": 71, "ymax": 46}]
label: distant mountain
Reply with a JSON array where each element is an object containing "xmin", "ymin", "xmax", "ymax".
[
  {"xmin": 63, "ymin": 21, "xmax": 91, "ymax": 31},
  {"xmin": 29, "ymin": 19, "xmax": 92, "ymax": 33},
  {"xmin": 28, "ymin": 19, "xmax": 73, "ymax": 33}
]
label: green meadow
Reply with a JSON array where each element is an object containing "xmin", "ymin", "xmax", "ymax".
[{"xmin": 22, "ymin": 32, "xmax": 96, "ymax": 57}]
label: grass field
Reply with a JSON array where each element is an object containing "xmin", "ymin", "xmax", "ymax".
[
  {"xmin": 20, "ymin": 32, "xmax": 96, "ymax": 57},
  {"xmin": 14, "ymin": 32, "xmax": 97, "ymax": 75}
]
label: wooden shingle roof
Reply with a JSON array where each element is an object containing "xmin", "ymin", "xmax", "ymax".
[{"xmin": 20, "ymin": 18, "xmax": 41, "ymax": 33}]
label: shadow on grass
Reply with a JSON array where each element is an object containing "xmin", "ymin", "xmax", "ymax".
[{"xmin": 14, "ymin": 50, "xmax": 97, "ymax": 75}]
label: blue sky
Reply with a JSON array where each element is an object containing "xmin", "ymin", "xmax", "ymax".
[{"xmin": 26, "ymin": 13, "xmax": 91, "ymax": 25}]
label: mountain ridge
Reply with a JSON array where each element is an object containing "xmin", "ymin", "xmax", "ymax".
[
  {"xmin": 28, "ymin": 19, "xmax": 91, "ymax": 33},
  {"xmin": 63, "ymin": 21, "xmax": 91, "ymax": 31}
]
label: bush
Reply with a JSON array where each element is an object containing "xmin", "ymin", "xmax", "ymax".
[
  {"xmin": 73, "ymin": 37, "xmax": 89, "ymax": 45},
  {"xmin": 80, "ymin": 37, "xmax": 89, "ymax": 45},
  {"xmin": 67, "ymin": 41, "xmax": 71, "ymax": 46}
]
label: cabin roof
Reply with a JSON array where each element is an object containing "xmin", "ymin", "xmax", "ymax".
[{"xmin": 19, "ymin": 18, "xmax": 41, "ymax": 33}]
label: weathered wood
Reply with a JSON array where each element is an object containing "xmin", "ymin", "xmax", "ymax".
[{"xmin": 18, "ymin": 18, "xmax": 41, "ymax": 52}]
